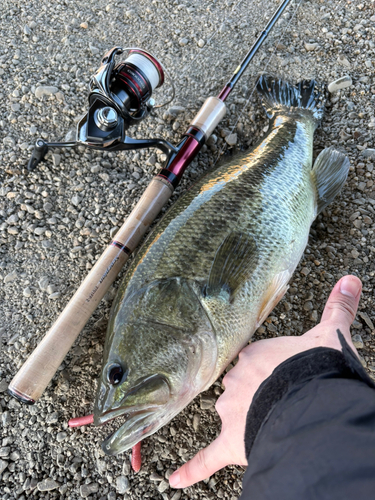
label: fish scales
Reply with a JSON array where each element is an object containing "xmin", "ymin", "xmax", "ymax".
[{"xmin": 94, "ymin": 76, "xmax": 350, "ymax": 455}]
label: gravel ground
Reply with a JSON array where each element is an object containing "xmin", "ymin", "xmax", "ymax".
[{"xmin": 1, "ymin": 0, "xmax": 375, "ymax": 498}]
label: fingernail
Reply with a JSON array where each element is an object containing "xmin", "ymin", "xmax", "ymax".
[
  {"xmin": 169, "ymin": 471, "xmax": 180, "ymax": 488},
  {"xmin": 339, "ymin": 276, "xmax": 361, "ymax": 298}
]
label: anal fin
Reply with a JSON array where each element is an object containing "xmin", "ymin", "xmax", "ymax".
[
  {"xmin": 206, "ymin": 232, "xmax": 258, "ymax": 301},
  {"xmin": 311, "ymin": 146, "xmax": 350, "ymax": 214},
  {"xmin": 256, "ymin": 269, "xmax": 291, "ymax": 328}
]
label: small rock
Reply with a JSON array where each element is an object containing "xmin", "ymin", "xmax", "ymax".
[
  {"xmin": 35, "ymin": 86, "xmax": 58, "ymax": 99},
  {"xmin": 158, "ymin": 480, "xmax": 170, "ymax": 493},
  {"xmin": 38, "ymin": 276, "xmax": 49, "ymax": 291},
  {"xmin": 116, "ymin": 475, "xmax": 130, "ymax": 494},
  {"xmin": 193, "ymin": 413, "xmax": 200, "ymax": 432},
  {"xmin": 37, "ymin": 478, "xmax": 60, "ymax": 491},
  {"xmin": 197, "ymin": 39, "xmax": 205, "ymax": 48},
  {"xmin": 4, "ymin": 270, "xmax": 17, "ymax": 283},
  {"xmin": 80, "ymin": 22, "xmax": 88, "ymax": 29},
  {"xmin": 352, "ymin": 334, "xmax": 364, "ymax": 349},
  {"xmin": 52, "ymin": 154, "xmax": 61, "ymax": 166},
  {"xmin": 328, "ymin": 75, "xmax": 352, "ymax": 93},
  {"xmin": 0, "ymin": 379, "xmax": 8, "ymax": 392},
  {"xmin": 304, "ymin": 42, "xmax": 319, "ymax": 51},
  {"xmin": 171, "ymin": 491, "xmax": 182, "ymax": 500},
  {"xmin": 362, "ymin": 149, "xmax": 375, "ymax": 159},
  {"xmin": 225, "ymin": 133, "xmax": 237, "ymax": 146},
  {"xmin": 49, "ymin": 292, "xmax": 61, "ymax": 300},
  {"xmin": 71, "ymin": 194, "xmax": 81, "ymax": 206},
  {"xmin": 23, "ymin": 287, "xmax": 31, "ymax": 298},
  {"xmin": 0, "ymin": 447, "xmax": 10, "ymax": 457},
  {"xmin": 110, "ymin": 226, "xmax": 119, "ymax": 238},
  {"xmin": 179, "ymin": 38, "xmax": 189, "ymax": 47},
  {"xmin": 150, "ymin": 471, "xmax": 164, "ymax": 481},
  {"xmin": 34, "ymin": 227, "xmax": 46, "ymax": 236},
  {"xmin": 358, "ymin": 311, "xmax": 374, "ymax": 330},
  {"xmin": 3, "ymin": 136, "xmax": 16, "ymax": 148},
  {"xmin": 206, "ymin": 134, "xmax": 217, "ymax": 146},
  {"xmin": 80, "ymin": 483, "xmax": 99, "ymax": 497},
  {"xmin": 46, "ymin": 411, "xmax": 59, "ymax": 424},
  {"xmin": 10, "ymin": 451, "xmax": 20, "ymax": 461},
  {"xmin": 337, "ymin": 54, "xmax": 351, "ymax": 68},
  {"xmin": 0, "ymin": 459, "xmax": 8, "ymax": 474},
  {"xmin": 56, "ymin": 431, "xmax": 67, "ymax": 442},
  {"xmin": 23, "ymin": 25, "xmax": 32, "ymax": 35},
  {"xmin": 200, "ymin": 395, "xmax": 216, "ymax": 410}
]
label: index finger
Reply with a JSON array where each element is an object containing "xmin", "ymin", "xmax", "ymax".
[{"xmin": 169, "ymin": 437, "xmax": 229, "ymax": 489}]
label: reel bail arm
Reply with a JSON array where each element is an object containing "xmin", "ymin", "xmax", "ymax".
[{"xmin": 27, "ymin": 45, "xmax": 176, "ymax": 171}]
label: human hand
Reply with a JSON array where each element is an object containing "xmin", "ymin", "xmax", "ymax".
[{"xmin": 169, "ymin": 275, "xmax": 362, "ymax": 489}]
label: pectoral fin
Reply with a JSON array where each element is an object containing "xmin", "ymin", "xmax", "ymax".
[
  {"xmin": 206, "ymin": 232, "xmax": 258, "ymax": 301},
  {"xmin": 311, "ymin": 146, "xmax": 350, "ymax": 214},
  {"xmin": 256, "ymin": 269, "xmax": 291, "ymax": 327}
]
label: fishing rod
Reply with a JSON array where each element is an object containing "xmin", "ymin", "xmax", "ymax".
[{"xmin": 8, "ymin": 0, "xmax": 293, "ymax": 405}]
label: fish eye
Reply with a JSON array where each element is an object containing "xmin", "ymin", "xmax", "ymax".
[{"xmin": 107, "ymin": 363, "xmax": 124, "ymax": 385}]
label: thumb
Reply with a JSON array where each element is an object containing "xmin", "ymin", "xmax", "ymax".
[
  {"xmin": 169, "ymin": 437, "xmax": 228, "ymax": 489},
  {"xmin": 320, "ymin": 275, "xmax": 362, "ymax": 333}
]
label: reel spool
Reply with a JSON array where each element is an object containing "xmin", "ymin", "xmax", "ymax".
[
  {"xmin": 111, "ymin": 49, "xmax": 164, "ymax": 115},
  {"xmin": 27, "ymin": 46, "xmax": 176, "ymax": 171}
]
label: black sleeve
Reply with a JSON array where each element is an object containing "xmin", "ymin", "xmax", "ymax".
[{"xmin": 240, "ymin": 331, "xmax": 375, "ymax": 500}]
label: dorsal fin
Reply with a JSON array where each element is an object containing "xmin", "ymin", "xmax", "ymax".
[{"xmin": 206, "ymin": 232, "xmax": 258, "ymax": 301}]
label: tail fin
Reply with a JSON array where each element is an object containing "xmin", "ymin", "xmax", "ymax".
[{"xmin": 257, "ymin": 75, "xmax": 325, "ymax": 125}]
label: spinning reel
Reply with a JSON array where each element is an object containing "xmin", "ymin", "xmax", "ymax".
[{"xmin": 28, "ymin": 47, "xmax": 177, "ymax": 171}]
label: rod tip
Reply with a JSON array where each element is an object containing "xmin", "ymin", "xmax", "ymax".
[{"xmin": 7, "ymin": 387, "xmax": 35, "ymax": 405}]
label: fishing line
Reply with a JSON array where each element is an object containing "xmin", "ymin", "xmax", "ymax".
[
  {"xmin": 208, "ymin": 0, "xmax": 301, "ymax": 167},
  {"xmin": 215, "ymin": 0, "xmax": 347, "ymax": 166}
]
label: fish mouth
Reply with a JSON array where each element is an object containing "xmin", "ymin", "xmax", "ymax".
[
  {"xmin": 94, "ymin": 374, "xmax": 172, "ymax": 455},
  {"xmin": 101, "ymin": 409, "xmax": 159, "ymax": 455}
]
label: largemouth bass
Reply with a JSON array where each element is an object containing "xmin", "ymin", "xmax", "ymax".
[{"xmin": 93, "ymin": 76, "xmax": 349, "ymax": 455}]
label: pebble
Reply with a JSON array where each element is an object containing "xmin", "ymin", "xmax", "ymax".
[
  {"xmin": 158, "ymin": 480, "xmax": 170, "ymax": 493},
  {"xmin": 35, "ymin": 86, "xmax": 59, "ymax": 98},
  {"xmin": 71, "ymin": 194, "xmax": 81, "ymax": 206},
  {"xmin": 37, "ymin": 478, "xmax": 60, "ymax": 491},
  {"xmin": 4, "ymin": 270, "xmax": 17, "ymax": 283},
  {"xmin": 23, "ymin": 25, "xmax": 32, "ymax": 35},
  {"xmin": 56, "ymin": 431, "xmax": 67, "ymax": 442},
  {"xmin": 23, "ymin": 287, "xmax": 32, "ymax": 298},
  {"xmin": 80, "ymin": 483, "xmax": 99, "ymax": 497},
  {"xmin": 0, "ymin": 459, "xmax": 8, "ymax": 474},
  {"xmin": 3, "ymin": 136, "xmax": 16, "ymax": 148},
  {"xmin": 362, "ymin": 149, "xmax": 375, "ymax": 159},
  {"xmin": 116, "ymin": 475, "xmax": 130, "ymax": 494},
  {"xmin": 38, "ymin": 276, "xmax": 49, "ymax": 291},
  {"xmin": 46, "ymin": 411, "xmax": 59, "ymax": 424},
  {"xmin": 179, "ymin": 38, "xmax": 189, "ymax": 47},
  {"xmin": 200, "ymin": 395, "xmax": 216, "ymax": 410},
  {"xmin": 198, "ymin": 39, "xmax": 205, "ymax": 48},
  {"xmin": 52, "ymin": 154, "xmax": 61, "ymax": 166},
  {"xmin": 80, "ymin": 22, "xmax": 88, "ymax": 29},
  {"xmin": 352, "ymin": 334, "xmax": 364, "ymax": 349},
  {"xmin": 0, "ymin": 447, "xmax": 10, "ymax": 457},
  {"xmin": 304, "ymin": 42, "xmax": 319, "ymax": 51},
  {"xmin": 327, "ymin": 76, "xmax": 352, "ymax": 93},
  {"xmin": 225, "ymin": 133, "xmax": 237, "ymax": 146},
  {"xmin": 193, "ymin": 413, "xmax": 200, "ymax": 431}
]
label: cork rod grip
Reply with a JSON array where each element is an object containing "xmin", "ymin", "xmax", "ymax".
[{"xmin": 8, "ymin": 177, "xmax": 173, "ymax": 403}]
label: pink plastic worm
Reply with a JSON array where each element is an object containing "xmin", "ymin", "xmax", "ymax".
[{"xmin": 68, "ymin": 414, "xmax": 141, "ymax": 472}]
